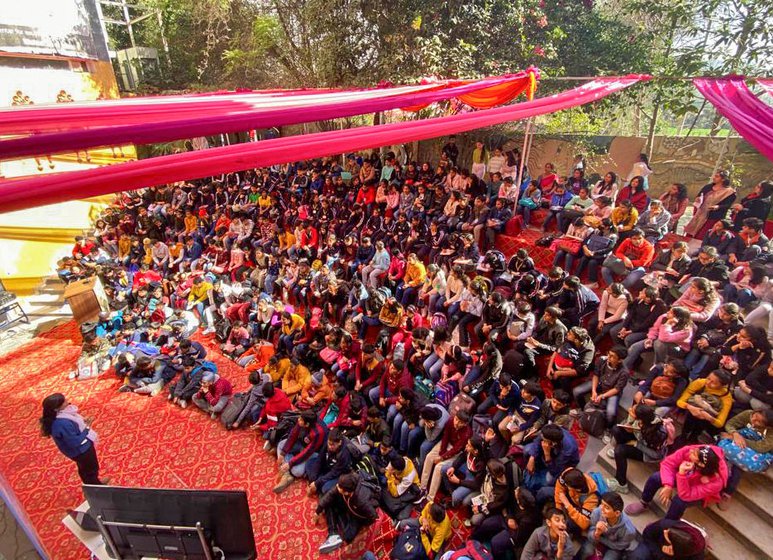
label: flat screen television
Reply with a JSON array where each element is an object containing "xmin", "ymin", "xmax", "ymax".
[{"xmin": 82, "ymin": 485, "xmax": 257, "ymax": 560}]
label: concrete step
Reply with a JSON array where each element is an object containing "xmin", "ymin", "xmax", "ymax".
[{"xmin": 596, "ymin": 443, "xmax": 773, "ymax": 560}]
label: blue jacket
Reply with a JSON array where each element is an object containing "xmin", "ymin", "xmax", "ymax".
[
  {"xmin": 524, "ymin": 428, "xmax": 580, "ymax": 478},
  {"xmin": 51, "ymin": 418, "xmax": 93, "ymax": 459}
]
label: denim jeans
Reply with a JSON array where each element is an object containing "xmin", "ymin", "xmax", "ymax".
[
  {"xmin": 641, "ymin": 471, "xmax": 701, "ymax": 519},
  {"xmin": 441, "ymin": 462, "xmax": 475, "ymax": 507},
  {"xmin": 572, "ymin": 380, "xmax": 619, "ymax": 424},
  {"xmin": 277, "ymin": 438, "xmax": 316, "ymax": 478},
  {"xmin": 423, "ymin": 353, "xmax": 444, "ymax": 382}
]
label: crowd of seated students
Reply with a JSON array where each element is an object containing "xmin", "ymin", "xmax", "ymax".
[{"xmin": 67, "ymin": 140, "xmax": 772, "ymax": 559}]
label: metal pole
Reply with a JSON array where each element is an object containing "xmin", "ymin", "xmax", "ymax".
[
  {"xmin": 121, "ymin": 0, "xmax": 136, "ymax": 49},
  {"xmin": 514, "ymin": 117, "xmax": 532, "ymax": 206},
  {"xmin": 96, "ymin": 516, "xmax": 123, "ymax": 560},
  {"xmin": 196, "ymin": 522, "xmax": 214, "ymax": 560}
]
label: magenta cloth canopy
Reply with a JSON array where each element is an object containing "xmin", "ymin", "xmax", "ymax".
[
  {"xmin": 694, "ymin": 78, "xmax": 773, "ymax": 163},
  {"xmin": 0, "ymin": 75, "xmax": 647, "ymax": 214},
  {"xmin": 0, "ymin": 71, "xmax": 538, "ymax": 159}
]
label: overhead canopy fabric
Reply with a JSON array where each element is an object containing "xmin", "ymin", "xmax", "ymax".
[
  {"xmin": 0, "ymin": 71, "xmax": 537, "ymax": 159},
  {"xmin": 694, "ymin": 78, "xmax": 773, "ymax": 163},
  {"xmin": 0, "ymin": 75, "xmax": 647, "ymax": 214}
]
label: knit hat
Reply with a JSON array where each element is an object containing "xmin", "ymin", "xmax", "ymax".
[
  {"xmin": 311, "ymin": 369, "xmax": 325, "ymax": 386},
  {"xmin": 202, "ymin": 371, "xmax": 219, "ymax": 384}
]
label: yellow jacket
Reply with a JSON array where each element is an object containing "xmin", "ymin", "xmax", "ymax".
[
  {"xmin": 554, "ymin": 469, "xmax": 599, "ymax": 532},
  {"xmin": 264, "ymin": 357, "xmax": 291, "ymax": 383},
  {"xmin": 610, "ymin": 207, "xmax": 639, "ymax": 231},
  {"xmin": 419, "ymin": 502, "xmax": 451, "ymax": 554},
  {"xmin": 386, "ymin": 458, "xmax": 418, "ymax": 497},
  {"xmin": 282, "ymin": 363, "xmax": 311, "ymax": 397},
  {"xmin": 677, "ymin": 378, "xmax": 733, "ymax": 428},
  {"xmin": 184, "ymin": 215, "xmax": 198, "ymax": 233},
  {"xmin": 300, "ymin": 374, "xmax": 334, "ymax": 405},
  {"xmin": 403, "ymin": 261, "xmax": 427, "ymax": 287},
  {"xmin": 281, "ymin": 313, "xmax": 305, "ymax": 335},
  {"xmin": 188, "ymin": 281, "xmax": 213, "ymax": 303}
]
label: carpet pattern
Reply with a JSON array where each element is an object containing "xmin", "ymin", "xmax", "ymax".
[{"xmin": 0, "ymin": 321, "xmax": 333, "ymax": 559}]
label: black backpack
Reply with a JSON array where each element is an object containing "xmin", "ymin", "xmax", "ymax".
[{"xmin": 391, "ymin": 523, "xmax": 428, "ymax": 560}]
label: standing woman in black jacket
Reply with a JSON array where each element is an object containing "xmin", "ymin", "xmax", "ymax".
[
  {"xmin": 40, "ymin": 393, "xmax": 105, "ymax": 485},
  {"xmin": 731, "ymin": 180, "xmax": 773, "ymax": 231}
]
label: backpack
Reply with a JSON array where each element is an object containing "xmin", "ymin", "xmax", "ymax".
[
  {"xmin": 449, "ymin": 540, "xmax": 493, "ymax": 560},
  {"xmin": 391, "ymin": 523, "xmax": 428, "ymax": 560},
  {"xmin": 472, "ymin": 414, "xmax": 492, "ymax": 438},
  {"xmin": 220, "ymin": 392, "xmax": 250, "ymax": 428},
  {"xmin": 414, "ymin": 377, "xmax": 435, "ymax": 401},
  {"xmin": 449, "ymin": 393, "xmax": 476, "ymax": 418},
  {"xmin": 588, "ymin": 471, "xmax": 609, "ymax": 495},
  {"xmin": 430, "ymin": 312, "xmax": 448, "ymax": 330},
  {"xmin": 434, "ymin": 380, "xmax": 458, "ymax": 408},
  {"xmin": 375, "ymin": 328, "xmax": 391, "ymax": 356},
  {"xmin": 343, "ymin": 436, "xmax": 364, "ymax": 464},
  {"xmin": 579, "ymin": 405, "xmax": 606, "ymax": 438},
  {"xmin": 650, "ymin": 375, "xmax": 677, "ymax": 399}
]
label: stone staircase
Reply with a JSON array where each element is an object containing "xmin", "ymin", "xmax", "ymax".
[
  {"xmin": 0, "ymin": 276, "xmax": 71, "ymax": 357},
  {"xmin": 584, "ymin": 382, "xmax": 773, "ymax": 560},
  {"xmin": 596, "ymin": 443, "xmax": 773, "ymax": 560}
]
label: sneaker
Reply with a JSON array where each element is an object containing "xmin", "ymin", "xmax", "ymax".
[
  {"xmin": 602, "ymin": 433, "xmax": 612, "ymax": 445},
  {"xmin": 68, "ymin": 371, "xmax": 78, "ymax": 380},
  {"xmin": 624, "ymin": 501, "xmax": 649, "ymax": 516},
  {"xmin": 569, "ymin": 408, "xmax": 582, "ymax": 418},
  {"xmin": 273, "ymin": 472, "xmax": 295, "ymax": 493},
  {"xmin": 210, "ymin": 412, "xmax": 218, "ymax": 420},
  {"xmin": 606, "ymin": 479, "xmax": 629, "ymax": 494},
  {"xmin": 413, "ymin": 489, "xmax": 427, "ymax": 505},
  {"xmin": 179, "ymin": 399, "xmax": 188, "ymax": 409},
  {"xmin": 606, "ymin": 448, "xmax": 616, "ymax": 459},
  {"xmin": 202, "ymin": 327, "xmax": 216, "ymax": 335},
  {"xmin": 133, "ymin": 385, "xmax": 153, "ymax": 395},
  {"xmin": 149, "ymin": 381, "xmax": 164, "ymax": 397},
  {"xmin": 118, "ymin": 384, "xmax": 134, "ymax": 393},
  {"xmin": 318, "ymin": 534, "xmax": 343, "ymax": 555}
]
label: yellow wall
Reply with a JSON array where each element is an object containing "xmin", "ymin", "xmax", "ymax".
[{"xmin": 0, "ymin": 57, "xmax": 131, "ymax": 294}]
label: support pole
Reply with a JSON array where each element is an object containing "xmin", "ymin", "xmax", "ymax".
[{"xmin": 514, "ymin": 117, "xmax": 533, "ymax": 206}]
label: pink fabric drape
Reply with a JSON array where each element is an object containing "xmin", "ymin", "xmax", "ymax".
[
  {"xmin": 0, "ymin": 73, "xmax": 537, "ymax": 159},
  {"xmin": 0, "ymin": 76, "xmax": 647, "ymax": 214},
  {"xmin": 694, "ymin": 78, "xmax": 773, "ymax": 163}
]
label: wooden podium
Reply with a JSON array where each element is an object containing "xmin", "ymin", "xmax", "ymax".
[{"xmin": 63, "ymin": 277, "xmax": 109, "ymax": 324}]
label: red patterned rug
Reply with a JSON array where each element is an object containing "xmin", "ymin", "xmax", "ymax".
[{"xmin": 0, "ymin": 321, "xmax": 335, "ymax": 559}]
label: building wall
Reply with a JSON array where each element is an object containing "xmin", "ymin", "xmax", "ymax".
[
  {"xmin": 418, "ymin": 134, "xmax": 773, "ymax": 200},
  {"xmin": 0, "ymin": 0, "xmax": 129, "ymax": 294}
]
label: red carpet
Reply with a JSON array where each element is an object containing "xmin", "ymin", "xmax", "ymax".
[{"xmin": 0, "ymin": 321, "xmax": 332, "ymax": 559}]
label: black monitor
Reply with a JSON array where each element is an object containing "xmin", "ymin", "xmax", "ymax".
[{"xmin": 82, "ymin": 485, "xmax": 257, "ymax": 560}]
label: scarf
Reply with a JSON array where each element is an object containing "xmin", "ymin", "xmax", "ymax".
[{"xmin": 57, "ymin": 405, "xmax": 98, "ymax": 444}]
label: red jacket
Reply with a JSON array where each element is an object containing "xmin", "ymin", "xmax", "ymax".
[
  {"xmin": 300, "ymin": 227, "xmax": 319, "ymax": 249},
  {"xmin": 72, "ymin": 241, "xmax": 96, "ymax": 257},
  {"xmin": 356, "ymin": 186, "xmax": 376, "ymax": 206},
  {"xmin": 439, "ymin": 421, "xmax": 473, "ymax": 461},
  {"xmin": 614, "ymin": 237, "xmax": 655, "ymax": 268},
  {"xmin": 225, "ymin": 301, "xmax": 252, "ymax": 323},
  {"xmin": 132, "ymin": 269, "xmax": 162, "ymax": 289},
  {"xmin": 198, "ymin": 377, "xmax": 233, "ymax": 406},
  {"xmin": 258, "ymin": 390, "xmax": 293, "ymax": 429},
  {"xmin": 378, "ymin": 365, "xmax": 413, "ymax": 404}
]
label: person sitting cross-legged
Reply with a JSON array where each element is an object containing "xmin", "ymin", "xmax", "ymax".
[
  {"xmin": 275, "ymin": 409, "xmax": 326, "ymax": 493},
  {"xmin": 380, "ymin": 455, "xmax": 420, "ymax": 520},
  {"xmin": 314, "ymin": 472, "xmax": 379, "ymax": 555},
  {"xmin": 192, "ymin": 371, "xmax": 233, "ymax": 420},
  {"xmin": 306, "ymin": 427, "xmax": 354, "ymax": 497}
]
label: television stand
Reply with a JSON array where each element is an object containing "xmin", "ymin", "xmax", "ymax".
[{"xmin": 95, "ymin": 517, "xmax": 216, "ymax": 560}]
